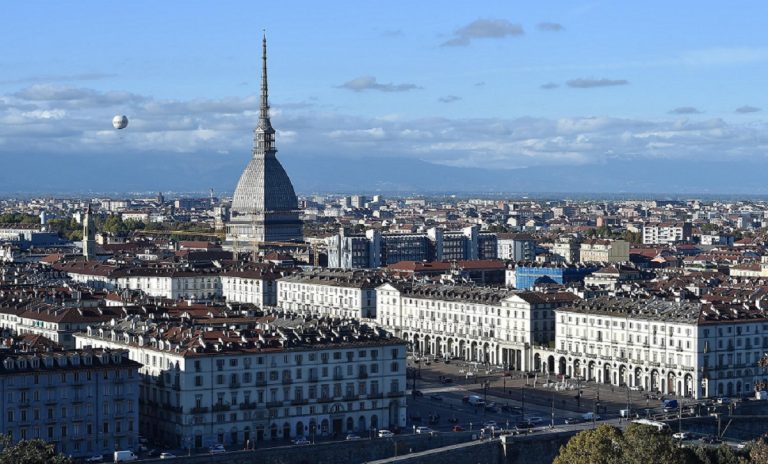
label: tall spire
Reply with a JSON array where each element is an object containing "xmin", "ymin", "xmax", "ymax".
[{"xmin": 254, "ymin": 31, "xmax": 276, "ymax": 157}]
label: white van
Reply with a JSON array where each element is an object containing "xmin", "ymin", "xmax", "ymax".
[{"xmin": 113, "ymin": 450, "xmax": 138, "ymax": 462}]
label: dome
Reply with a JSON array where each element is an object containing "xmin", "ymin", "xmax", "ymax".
[{"xmin": 231, "ymin": 154, "xmax": 298, "ymax": 215}]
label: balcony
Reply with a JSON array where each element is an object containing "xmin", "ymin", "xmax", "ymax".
[
  {"xmin": 343, "ymin": 394, "xmax": 358, "ymax": 401},
  {"xmin": 172, "ymin": 382, "xmax": 181, "ymax": 391},
  {"xmin": 266, "ymin": 401, "xmax": 283, "ymax": 408},
  {"xmin": 368, "ymin": 392, "xmax": 383, "ymax": 400},
  {"xmin": 190, "ymin": 406, "xmax": 209, "ymax": 414},
  {"xmin": 239, "ymin": 402, "xmax": 257, "ymax": 410},
  {"xmin": 229, "ymin": 381, "xmax": 240, "ymax": 389},
  {"xmin": 255, "ymin": 379, "xmax": 267, "ymax": 387},
  {"xmin": 358, "ymin": 372, "xmax": 368, "ymax": 380},
  {"xmin": 282, "ymin": 378, "xmax": 293, "ymax": 385},
  {"xmin": 317, "ymin": 397, "xmax": 334, "ymax": 404},
  {"xmin": 291, "ymin": 399, "xmax": 308, "ymax": 406},
  {"xmin": 387, "ymin": 391, "xmax": 405, "ymax": 398},
  {"xmin": 212, "ymin": 403, "xmax": 230, "ymax": 412},
  {"xmin": 333, "ymin": 373, "xmax": 344, "ymax": 381},
  {"xmin": 308, "ymin": 376, "xmax": 319, "ymax": 383}
]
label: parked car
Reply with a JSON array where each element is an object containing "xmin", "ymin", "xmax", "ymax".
[
  {"xmin": 430, "ymin": 394, "xmax": 443, "ymax": 401},
  {"xmin": 159, "ymin": 453, "xmax": 176, "ymax": 459},
  {"xmin": 515, "ymin": 421, "xmax": 534, "ymax": 430},
  {"xmin": 378, "ymin": 430, "xmax": 395, "ymax": 438},
  {"xmin": 84, "ymin": 456, "xmax": 103, "ymax": 463},
  {"xmin": 412, "ymin": 390, "xmax": 424, "ymax": 397},
  {"xmin": 452, "ymin": 425, "xmax": 465, "ymax": 432},
  {"xmin": 483, "ymin": 421, "xmax": 497, "ymax": 429},
  {"xmin": 293, "ymin": 437, "xmax": 311, "ymax": 445},
  {"xmin": 209, "ymin": 444, "xmax": 226, "ymax": 454},
  {"xmin": 716, "ymin": 397, "xmax": 731, "ymax": 405},
  {"xmin": 672, "ymin": 432, "xmax": 692, "ymax": 440},
  {"xmin": 415, "ymin": 426, "xmax": 433, "ymax": 434},
  {"xmin": 699, "ymin": 435, "xmax": 721, "ymax": 444},
  {"xmin": 629, "ymin": 385, "xmax": 643, "ymax": 391},
  {"xmin": 345, "ymin": 434, "xmax": 362, "ymax": 441},
  {"xmin": 441, "ymin": 378, "xmax": 453, "ymax": 384},
  {"xmin": 527, "ymin": 417, "xmax": 544, "ymax": 426},
  {"xmin": 564, "ymin": 417, "xmax": 583, "ymax": 425}
]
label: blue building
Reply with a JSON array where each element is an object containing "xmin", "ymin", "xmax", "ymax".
[
  {"xmin": 512, "ymin": 263, "xmax": 599, "ymax": 290},
  {"xmin": 0, "ymin": 348, "xmax": 141, "ymax": 459}
]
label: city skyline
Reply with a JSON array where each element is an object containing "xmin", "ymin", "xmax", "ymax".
[{"xmin": 1, "ymin": 1, "xmax": 768, "ymax": 194}]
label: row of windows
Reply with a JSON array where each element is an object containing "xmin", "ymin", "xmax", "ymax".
[
  {"xmin": 193, "ymin": 362, "xmax": 399, "ymax": 387},
  {"xmin": 193, "ymin": 349, "xmax": 398, "ymax": 371}
]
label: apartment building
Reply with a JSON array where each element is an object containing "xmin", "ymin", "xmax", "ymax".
[
  {"xmin": 579, "ymin": 239, "xmax": 630, "ymax": 263},
  {"xmin": 277, "ymin": 270, "xmax": 383, "ymax": 319},
  {"xmin": 642, "ymin": 222, "xmax": 693, "ymax": 245},
  {"xmin": 75, "ymin": 317, "xmax": 407, "ymax": 450},
  {"xmin": 221, "ymin": 268, "xmax": 281, "ymax": 306},
  {"xmin": 327, "ymin": 226, "xmax": 497, "ymax": 269},
  {"xmin": 553, "ymin": 297, "xmax": 768, "ymax": 399},
  {"xmin": 496, "ymin": 233, "xmax": 536, "ymax": 262},
  {"xmin": 376, "ymin": 282, "xmax": 578, "ymax": 371},
  {"xmin": 0, "ymin": 349, "xmax": 140, "ymax": 458}
]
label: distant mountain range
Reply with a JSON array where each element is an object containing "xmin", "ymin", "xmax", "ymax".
[{"xmin": 1, "ymin": 151, "xmax": 767, "ymax": 197}]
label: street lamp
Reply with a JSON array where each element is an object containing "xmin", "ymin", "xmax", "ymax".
[{"xmin": 550, "ymin": 386, "xmax": 555, "ymax": 429}]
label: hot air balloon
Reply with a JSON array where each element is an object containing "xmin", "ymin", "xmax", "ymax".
[{"xmin": 112, "ymin": 115, "xmax": 128, "ymax": 130}]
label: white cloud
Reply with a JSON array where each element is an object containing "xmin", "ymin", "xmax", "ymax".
[
  {"xmin": 338, "ymin": 76, "xmax": 420, "ymax": 92},
  {"xmin": 2, "ymin": 84, "xmax": 768, "ymax": 173},
  {"xmin": 442, "ymin": 19, "xmax": 524, "ymax": 47}
]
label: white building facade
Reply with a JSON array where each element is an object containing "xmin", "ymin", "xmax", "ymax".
[
  {"xmin": 552, "ymin": 297, "xmax": 768, "ymax": 399},
  {"xmin": 75, "ymin": 319, "xmax": 407, "ymax": 449},
  {"xmin": 277, "ymin": 270, "xmax": 382, "ymax": 319},
  {"xmin": 376, "ymin": 283, "xmax": 579, "ymax": 372}
]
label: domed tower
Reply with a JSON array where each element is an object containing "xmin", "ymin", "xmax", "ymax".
[{"xmin": 225, "ymin": 34, "xmax": 303, "ymax": 250}]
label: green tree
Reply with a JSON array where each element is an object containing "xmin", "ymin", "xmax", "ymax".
[
  {"xmin": 554, "ymin": 424, "xmax": 690, "ymax": 464},
  {"xmin": 0, "ymin": 434, "xmax": 73, "ymax": 464},
  {"xmin": 100, "ymin": 215, "xmax": 126, "ymax": 234},
  {"xmin": 750, "ymin": 439, "xmax": 768, "ymax": 463},
  {"xmin": 623, "ymin": 423, "xmax": 687, "ymax": 464},
  {"xmin": 553, "ymin": 424, "xmax": 625, "ymax": 464},
  {"xmin": 621, "ymin": 230, "xmax": 642, "ymax": 244},
  {"xmin": 0, "ymin": 213, "xmax": 39, "ymax": 224}
]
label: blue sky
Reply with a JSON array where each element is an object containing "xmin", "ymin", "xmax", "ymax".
[{"xmin": 1, "ymin": 1, "xmax": 768, "ymax": 193}]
